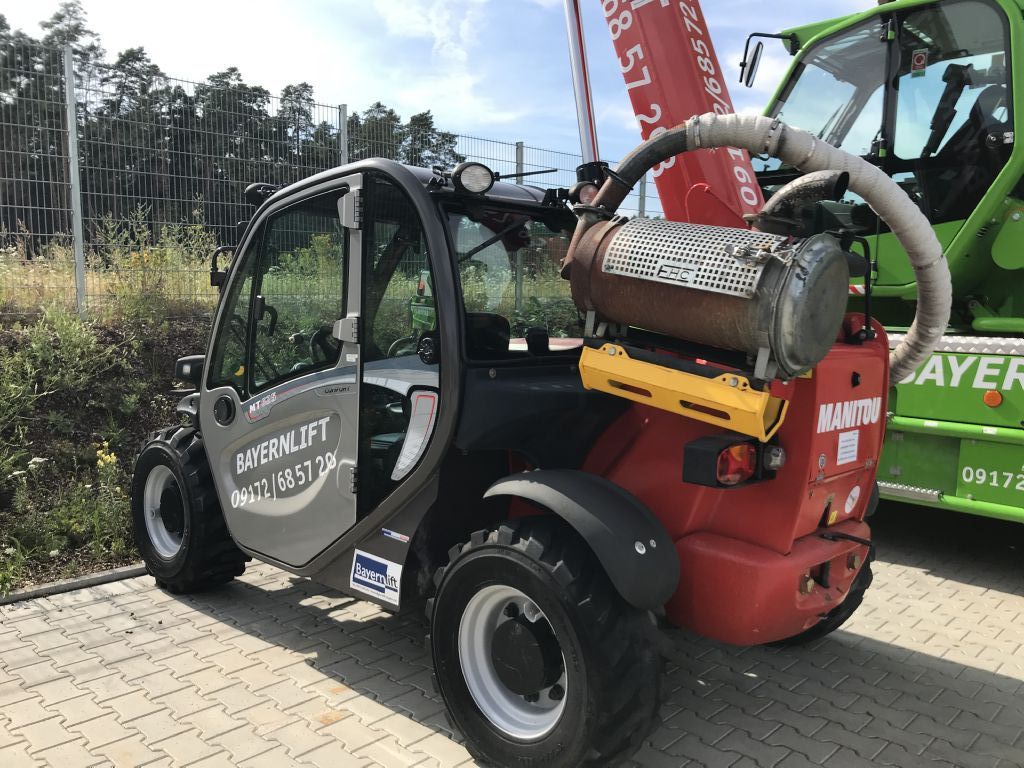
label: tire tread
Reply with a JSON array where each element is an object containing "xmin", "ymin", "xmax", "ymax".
[
  {"xmin": 133, "ymin": 426, "xmax": 249, "ymax": 594},
  {"xmin": 428, "ymin": 517, "xmax": 661, "ymax": 767}
]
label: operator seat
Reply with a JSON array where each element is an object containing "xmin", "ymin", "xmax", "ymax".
[{"xmin": 926, "ymin": 84, "xmax": 1009, "ymax": 222}]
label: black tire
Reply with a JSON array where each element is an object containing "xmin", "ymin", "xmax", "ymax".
[
  {"xmin": 773, "ymin": 560, "xmax": 874, "ymax": 646},
  {"xmin": 131, "ymin": 426, "xmax": 249, "ymax": 594},
  {"xmin": 426, "ymin": 519, "xmax": 661, "ymax": 768}
]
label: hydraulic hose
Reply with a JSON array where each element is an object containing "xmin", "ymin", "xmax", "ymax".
[{"xmin": 569, "ymin": 113, "xmax": 951, "ymax": 381}]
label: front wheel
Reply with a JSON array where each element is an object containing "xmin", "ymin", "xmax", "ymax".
[
  {"xmin": 131, "ymin": 427, "xmax": 249, "ymax": 593},
  {"xmin": 427, "ymin": 520, "xmax": 661, "ymax": 767}
]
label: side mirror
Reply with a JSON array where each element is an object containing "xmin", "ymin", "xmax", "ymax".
[
  {"xmin": 739, "ymin": 32, "xmax": 798, "ymax": 88},
  {"xmin": 210, "ymin": 245, "xmax": 234, "ymax": 289},
  {"xmin": 174, "ymin": 355, "xmax": 205, "ymax": 389},
  {"xmin": 741, "ymin": 41, "xmax": 764, "ymax": 88}
]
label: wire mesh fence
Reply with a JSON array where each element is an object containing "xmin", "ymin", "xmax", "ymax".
[
  {"xmin": 0, "ymin": 42, "xmax": 78, "ymax": 311},
  {"xmin": 0, "ymin": 42, "xmax": 661, "ymax": 320}
]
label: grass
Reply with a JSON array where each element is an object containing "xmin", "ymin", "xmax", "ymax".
[
  {"xmin": 0, "ymin": 306, "xmax": 208, "ymax": 595},
  {"xmin": 0, "ymin": 207, "xmax": 220, "ymax": 321}
]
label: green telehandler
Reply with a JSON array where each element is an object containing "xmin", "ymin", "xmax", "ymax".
[{"xmin": 747, "ymin": 0, "xmax": 1024, "ymax": 522}]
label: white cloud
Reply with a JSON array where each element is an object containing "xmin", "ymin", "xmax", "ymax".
[
  {"xmin": 395, "ymin": 70, "xmax": 528, "ymax": 126},
  {"xmin": 371, "ymin": 0, "xmax": 487, "ymax": 65}
]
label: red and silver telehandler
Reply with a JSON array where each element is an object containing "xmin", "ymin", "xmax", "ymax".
[{"xmin": 129, "ymin": 2, "xmax": 950, "ymax": 764}]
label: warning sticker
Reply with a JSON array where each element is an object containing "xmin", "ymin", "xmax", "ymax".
[
  {"xmin": 837, "ymin": 430, "xmax": 860, "ymax": 466},
  {"xmin": 845, "ymin": 485, "xmax": 861, "ymax": 514},
  {"xmin": 349, "ymin": 550, "xmax": 402, "ymax": 606},
  {"xmin": 911, "ymin": 48, "xmax": 928, "ymax": 77}
]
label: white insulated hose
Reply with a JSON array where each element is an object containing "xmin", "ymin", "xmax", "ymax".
[{"xmin": 589, "ymin": 113, "xmax": 951, "ymax": 381}]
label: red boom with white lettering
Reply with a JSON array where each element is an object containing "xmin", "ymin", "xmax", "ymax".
[{"xmin": 604, "ymin": 0, "xmax": 764, "ymax": 224}]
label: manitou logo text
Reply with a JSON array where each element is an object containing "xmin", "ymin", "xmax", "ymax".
[{"xmin": 817, "ymin": 398, "xmax": 882, "ymax": 434}]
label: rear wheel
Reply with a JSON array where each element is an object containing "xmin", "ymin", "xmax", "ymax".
[
  {"xmin": 131, "ymin": 427, "xmax": 249, "ymax": 593},
  {"xmin": 427, "ymin": 519, "xmax": 661, "ymax": 767}
]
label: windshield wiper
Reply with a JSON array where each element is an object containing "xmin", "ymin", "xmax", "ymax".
[
  {"xmin": 816, "ymin": 102, "xmax": 846, "ymax": 143},
  {"xmin": 459, "ymin": 217, "xmax": 529, "ymax": 262}
]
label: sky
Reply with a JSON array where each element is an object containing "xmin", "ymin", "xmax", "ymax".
[{"xmin": 2, "ymin": 0, "xmax": 870, "ymax": 164}]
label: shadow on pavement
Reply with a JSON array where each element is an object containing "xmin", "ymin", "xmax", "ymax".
[
  {"xmin": 870, "ymin": 500, "xmax": 1024, "ymax": 595},
  {"xmin": 171, "ymin": 509, "xmax": 1024, "ymax": 768}
]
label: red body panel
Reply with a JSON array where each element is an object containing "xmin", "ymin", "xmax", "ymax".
[
  {"xmin": 584, "ymin": 317, "xmax": 888, "ymax": 645},
  {"xmin": 604, "ymin": 0, "xmax": 763, "ymax": 223}
]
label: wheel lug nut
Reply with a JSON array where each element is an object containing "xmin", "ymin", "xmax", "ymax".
[
  {"xmin": 548, "ymin": 684, "xmax": 564, "ymax": 701},
  {"xmin": 504, "ymin": 603, "xmax": 519, "ymax": 618},
  {"xmin": 524, "ymin": 692, "xmax": 539, "ymax": 703}
]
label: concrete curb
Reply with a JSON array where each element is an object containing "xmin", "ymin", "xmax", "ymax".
[{"xmin": 0, "ymin": 564, "xmax": 148, "ymax": 605}]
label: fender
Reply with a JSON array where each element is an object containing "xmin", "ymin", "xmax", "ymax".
[{"xmin": 483, "ymin": 469, "xmax": 679, "ymax": 611}]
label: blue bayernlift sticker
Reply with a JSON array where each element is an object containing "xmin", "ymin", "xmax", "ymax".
[{"xmin": 349, "ymin": 549, "xmax": 403, "ymax": 606}]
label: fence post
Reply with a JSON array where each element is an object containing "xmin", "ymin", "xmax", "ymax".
[
  {"xmin": 514, "ymin": 141, "xmax": 525, "ymax": 312},
  {"xmin": 63, "ymin": 45, "xmax": 86, "ymax": 317},
  {"xmin": 638, "ymin": 173, "xmax": 647, "ymax": 218},
  {"xmin": 338, "ymin": 104, "xmax": 348, "ymax": 165}
]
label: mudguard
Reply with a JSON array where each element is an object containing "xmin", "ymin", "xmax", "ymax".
[{"xmin": 483, "ymin": 469, "xmax": 679, "ymax": 611}]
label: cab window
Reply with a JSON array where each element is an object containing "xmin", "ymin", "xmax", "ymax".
[
  {"xmin": 358, "ymin": 173, "xmax": 440, "ymax": 516},
  {"xmin": 892, "ymin": 0, "xmax": 1011, "ymax": 222},
  {"xmin": 447, "ymin": 206, "xmax": 582, "ymax": 360},
  {"xmin": 207, "ymin": 191, "xmax": 348, "ymax": 397}
]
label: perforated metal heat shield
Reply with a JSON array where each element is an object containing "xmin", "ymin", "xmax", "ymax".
[{"xmin": 601, "ymin": 218, "xmax": 792, "ymax": 299}]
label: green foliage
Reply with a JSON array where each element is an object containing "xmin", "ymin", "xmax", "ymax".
[
  {"xmin": 271, "ymin": 233, "xmax": 339, "ymax": 278},
  {"xmin": 347, "ymin": 103, "xmax": 465, "ymax": 169},
  {"xmin": 6, "ymin": 444, "xmax": 130, "ymax": 562},
  {"xmin": 90, "ymin": 203, "xmax": 218, "ymax": 319},
  {"xmin": 0, "ymin": 305, "xmax": 207, "ymax": 595},
  {"xmin": 0, "ymin": 538, "xmax": 32, "ymax": 596}
]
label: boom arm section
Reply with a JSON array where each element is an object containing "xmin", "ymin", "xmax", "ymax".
[{"xmin": 603, "ymin": 0, "xmax": 764, "ymax": 223}]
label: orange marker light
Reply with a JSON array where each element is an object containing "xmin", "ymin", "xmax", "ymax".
[{"xmin": 983, "ymin": 390, "xmax": 1003, "ymax": 408}]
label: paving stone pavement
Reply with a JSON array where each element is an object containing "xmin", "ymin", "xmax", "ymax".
[{"xmin": 1, "ymin": 503, "xmax": 1023, "ymax": 767}]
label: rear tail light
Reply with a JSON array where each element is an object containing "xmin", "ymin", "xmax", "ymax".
[
  {"xmin": 717, "ymin": 443, "xmax": 757, "ymax": 486},
  {"xmin": 684, "ymin": 435, "xmax": 777, "ymax": 489}
]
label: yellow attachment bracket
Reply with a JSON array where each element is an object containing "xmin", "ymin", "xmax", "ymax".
[{"xmin": 578, "ymin": 344, "xmax": 789, "ymax": 441}]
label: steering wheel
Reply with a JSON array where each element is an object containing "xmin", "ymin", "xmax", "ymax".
[
  {"xmin": 387, "ymin": 333, "xmax": 419, "ymax": 359},
  {"xmin": 309, "ymin": 326, "xmax": 336, "ymax": 364}
]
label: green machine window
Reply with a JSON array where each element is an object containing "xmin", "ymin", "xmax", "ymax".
[{"xmin": 892, "ymin": 0, "xmax": 1011, "ymax": 223}]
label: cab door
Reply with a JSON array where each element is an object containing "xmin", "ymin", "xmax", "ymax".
[{"xmin": 200, "ymin": 176, "xmax": 363, "ymax": 567}]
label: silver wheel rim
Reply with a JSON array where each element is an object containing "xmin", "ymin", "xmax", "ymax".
[
  {"xmin": 458, "ymin": 584, "xmax": 567, "ymax": 740},
  {"xmin": 143, "ymin": 465, "xmax": 184, "ymax": 559}
]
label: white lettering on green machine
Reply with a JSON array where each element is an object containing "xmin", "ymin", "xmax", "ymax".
[
  {"xmin": 900, "ymin": 355, "xmax": 1024, "ymax": 391},
  {"xmin": 235, "ymin": 416, "xmax": 331, "ymax": 475}
]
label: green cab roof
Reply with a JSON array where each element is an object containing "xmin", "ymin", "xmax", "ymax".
[{"xmin": 780, "ymin": 14, "xmax": 859, "ymax": 53}]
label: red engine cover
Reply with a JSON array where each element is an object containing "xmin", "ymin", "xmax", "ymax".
[{"xmin": 584, "ymin": 316, "xmax": 888, "ymax": 644}]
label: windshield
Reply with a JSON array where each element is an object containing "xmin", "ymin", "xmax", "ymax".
[
  {"xmin": 767, "ymin": 18, "xmax": 886, "ymax": 159},
  {"xmin": 763, "ymin": 0, "xmax": 1011, "ymax": 225},
  {"xmin": 445, "ymin": 205, "xmax": 582, "ymax": 359}
]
